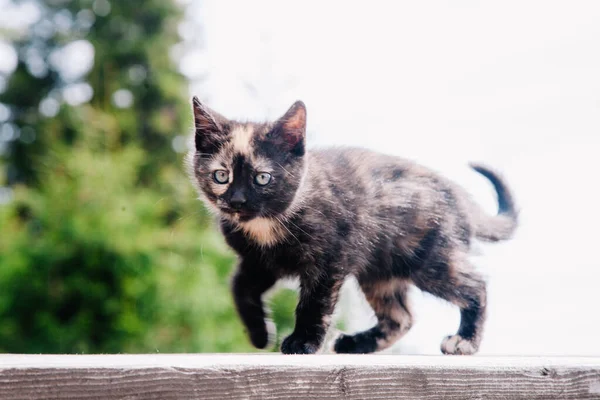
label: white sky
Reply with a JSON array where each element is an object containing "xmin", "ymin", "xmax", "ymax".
[{"xmin": 189, "ymin": 0, "xmax": 600, "ymax": 356}]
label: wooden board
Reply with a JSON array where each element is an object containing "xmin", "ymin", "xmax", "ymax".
[{"xmin": 1, "ymin": 354, "xmax": 600, "ymax": 399}]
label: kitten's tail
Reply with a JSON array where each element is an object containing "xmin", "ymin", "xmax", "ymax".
[{"xmin": 469, "ymin": 163, "xmax": 518, "ymax": 242}]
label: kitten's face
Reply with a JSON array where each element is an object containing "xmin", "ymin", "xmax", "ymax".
[{"xmin": 189, "ymin": 98, "xmax": 307, "ymax": 222}]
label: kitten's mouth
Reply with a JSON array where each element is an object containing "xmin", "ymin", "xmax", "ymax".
[
  {"xmin": 236, "ymin": 213, "xmax": 256, "ymax": 222},
  {"xmin": 220, "ymin": 207, "xmax": 257, "ymax": 221}
]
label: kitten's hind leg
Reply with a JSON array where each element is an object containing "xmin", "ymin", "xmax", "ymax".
[
  {"xmin": 334, "ymin": 280, "xmax": 413, "ymax": 354},
  {"xmin": 412, "ymin": 255, "xmax": 487, "ymax": 355}
]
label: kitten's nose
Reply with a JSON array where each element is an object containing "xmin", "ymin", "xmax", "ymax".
[{"xmin": 230, "ymin": 190, "xmax": 247, "ymax": 209}]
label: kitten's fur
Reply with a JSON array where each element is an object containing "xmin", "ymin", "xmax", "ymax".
[{"xmin": 187, "ymin": 97, "xmax": 518, "ymax": 355}]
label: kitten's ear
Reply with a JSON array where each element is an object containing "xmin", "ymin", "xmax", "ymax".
[
  {"xmin": 269, "ymin": 101, "xmax": 306, "ymax": 156},
  {"xmin": 192, "ymin": 96, "xmax": 228, "ymax": 153}
]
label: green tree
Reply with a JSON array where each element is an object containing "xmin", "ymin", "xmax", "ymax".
[{"xmin": 0, "ymin": 0, "xmax": 301, "ymax": 353}]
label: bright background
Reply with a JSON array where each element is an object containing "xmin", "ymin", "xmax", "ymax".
[
  {"xmin": 187, "ymin": 0, "xmax": 600, "ymax": 356},
  {"xmin": 1, "ymin": 0, "xmax": 599, "ymax": 355}
]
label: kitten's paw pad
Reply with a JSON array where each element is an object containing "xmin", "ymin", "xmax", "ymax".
[
  {"xmin": 441, "ymin": 335, "xmax": 478, "ymax": 355},
  {"xmin": 281, "ymin": 334, "xmax": 319, "ymax": 355}
]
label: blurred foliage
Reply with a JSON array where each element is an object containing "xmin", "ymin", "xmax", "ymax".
[{"xmin": 0, "ymin": 0, "xmax": 296, "ymax": 353}]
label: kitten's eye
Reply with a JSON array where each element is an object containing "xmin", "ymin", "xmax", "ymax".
[
  {"xmin": 213, "ymin": 170, "xmax": 229, "ymax": 184},
  {"xmin": 254, "ymin": 172, "xmax": 272, "ymax": 186}
]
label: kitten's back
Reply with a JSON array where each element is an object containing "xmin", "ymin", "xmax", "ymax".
[{"xmin": 305, "ymin": 146, "xmax": 517, "ymax": 245}]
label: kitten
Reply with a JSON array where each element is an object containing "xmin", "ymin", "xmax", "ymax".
[{"xmin": 186, "ymin": 97, "xmax": 518, "ymax": 355}]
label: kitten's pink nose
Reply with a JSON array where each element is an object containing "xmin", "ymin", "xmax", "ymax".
[{"xmin": 230, "ymin": 190, "xmax": 247, "ymax": 209}]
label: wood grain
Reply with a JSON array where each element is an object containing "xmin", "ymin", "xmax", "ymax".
[{"xmin": 1, "ymin": 354, "xmax": 599, "ymax": 399}]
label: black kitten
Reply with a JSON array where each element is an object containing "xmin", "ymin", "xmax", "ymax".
[{"xmin": 186, "ymin": 97, "xmax": 518, "ymax": 355}]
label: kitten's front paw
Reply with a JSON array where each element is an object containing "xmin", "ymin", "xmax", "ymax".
[
  {"xmin": 281, "ymin": 333, "xmax": 320, "ymax": 354},
  {"xmin": 248, "ymin": 319, "xmax": 276, "ymax": 349},
  {"xmin": 441, "ymin": 334, "xmax": 479, "ymax": 355}
]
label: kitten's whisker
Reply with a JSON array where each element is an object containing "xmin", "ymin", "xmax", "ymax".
[
  {"xmin": 275, "ymin": 215, "xmax": 301, "ymax": 245},
  {"xmin": 275, "ymin": 162, "xmax": 295, "ymax": 177},
  {"xmin": 176, "ymin": 211, "xmax": 202, "ymax": 221},
  {"xmin": 295, "ymin": 204, "xmax": 328, "ymax": 218},
  {"xmin": 285, "ymin": 218, "xmax": 316, "ymax": 242}
]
